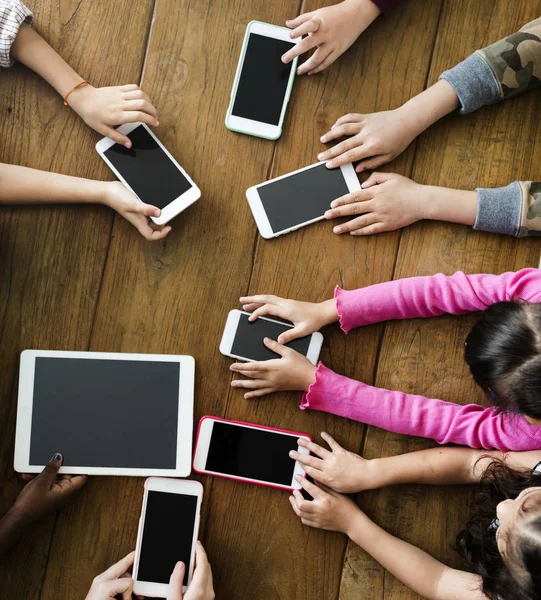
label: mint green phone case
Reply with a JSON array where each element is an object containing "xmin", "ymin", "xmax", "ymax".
[{"xmin": 225, "ymin": 21, "xmax": 299, "ymax": 141}]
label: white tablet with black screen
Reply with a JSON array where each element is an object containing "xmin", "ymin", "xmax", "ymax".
[{"xmin": 14, "ymin": 350, "xmax": 195, "ymax": 476}]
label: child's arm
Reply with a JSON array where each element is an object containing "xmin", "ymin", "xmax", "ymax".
[
  {"xmin": 290, "ymin": 479, "xmax": 485, "ymax": 600},
  {"xmin": 9, "ymin": 20, "xmax": 158, "ymax": 147},
  {"xmin": 290, "ymin": 432, "xmax": 541, "ymax": 493},
  {"xmin": 0, "ymin": 163, "xmax": 172, "ymax": 240},
  {"xmin": 319, "ymin": 17, "xmax": 541, "ymax": 172}
]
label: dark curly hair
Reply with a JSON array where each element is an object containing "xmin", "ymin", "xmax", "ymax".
[
  {"xmin": 464, "ymin": 302, "xmax": 541, "ymax": 420},
  {"xmin": 456, "ymin": 459, "xmax": 541, "ymax": 600}
]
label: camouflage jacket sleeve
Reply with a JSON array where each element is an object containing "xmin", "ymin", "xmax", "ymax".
[
  {"xmin": 474, "ymin": 181, "xmax": 541, "ymax": 237},
  {"xmin": 439, "ymin": 17, "xmax": 541, "ymax": 114},
  {"xmin": 0, "ymin": 0, "xmax": 32, "ymax": 68}
]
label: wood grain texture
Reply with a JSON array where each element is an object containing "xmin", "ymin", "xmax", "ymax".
[
  {"xmin": 0, "ymin": 1, "xmax": 154, "ymax": 598},
  {"xmin": 340, "ymin": 1, "xmax": 541, "ymax": 599},
  {"xmin": 206, "ymin": 2, "xmax": 443, "ymax": 599}
]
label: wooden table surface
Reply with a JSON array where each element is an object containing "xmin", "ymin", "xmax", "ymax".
[{"xmin": 1, "ymin": 1, "xmax": 541, "ymax": 598}]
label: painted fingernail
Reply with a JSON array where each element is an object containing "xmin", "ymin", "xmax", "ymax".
[
  {"xmin": 317, "ymin": 153, "xmax": 324, "ymax": 160},
  {"xmin": 52, "ymin": 453, "xmax": 62, "ymax": 461}
]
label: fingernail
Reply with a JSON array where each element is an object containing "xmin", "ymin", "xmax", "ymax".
[
  {"xmin": 52, "ymin": 453, "xmax": 62, "ymax": 461},
  {"xmin": 289, "ymin": 450, "xmax": 297, "ymax": 458},
  {"xmin": 360, "ymin": 183, "xmax": 365, "ymax": 188},
  {"xmin": 175, "ymin": 561, "xmax": 184, "ymax": 570},
  {"xmin": 296, "ymin": 68, "xmax": 301, "ymax": 75},
  {"xmin": 327, "ymin": 161, "xmax": 334, "ymax": 168},
  {"xmin": 317, "ymin": 153, "xmax": 324, "ymax": 160},
  {"xmin": 155, "ymin": 120, "xmax": 159, "ymax": 126},
  {"xmin": 330, "ymin": 200, "xmax": 337, "ymax": 207},
  {"xmin": 154, "ymin": 209, "xmax": 160, "ymax": 217},
  {"xmin": 324, "ymin": 211, "xmax": 331, "ymax": 218},
  {"xmin": 320, "ymin": 136, "xmax": 326, "ymax": 142},
  {"xmin": 331, "ymin": 124, "xmax": 336, "ymax": 129},
  {"xmin": 124, "ymin": 142, "xmax": 131, "ymax": 148},
  {"xmin": 295, "ymin": 474, "xmax": 302, "ymax": 481},
  {"xmin": 333, "ymin": 227, "xmax": 341, "ymax": 233}
]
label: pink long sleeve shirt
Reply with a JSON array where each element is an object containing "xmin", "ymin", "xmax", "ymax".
[{"xmin": 300, "ymin": 269, "xmax": 541, "ymax": 451}]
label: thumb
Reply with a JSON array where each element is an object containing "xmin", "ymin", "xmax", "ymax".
[
  {"xmin": 39, "ymin": 453, "xmax": 63, "ymax": 486},
  {"xmin": 137, "ymin": 201, "xmax": 161, "ymax": 218},
  {"xmin": 263, "ymin": 337, "xmax": 288, "ymax": 357},
  {"xmin": 168, "ymin": 561, "xmax": 185, "ymax": 599},
  {"xmin": 361, "ymin": 171, "xmax": 395, "ymax": 188},
  {"xmin": 277, "ymin": 326, "xmax": 302, "ymax": 345}
]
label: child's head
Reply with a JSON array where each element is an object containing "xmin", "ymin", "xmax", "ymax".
[
  {"xmin": 457, "ymin": 460, "xmax": 541, "ymax": 600},
  {"xmin": 464, "ymin": 302, "xmax": 541, "ymax": 422}
]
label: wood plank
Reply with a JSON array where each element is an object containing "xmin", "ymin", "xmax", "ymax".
[
  {"xmin": 340, "ymin": 1, "xmax": 541, "ymax": 598},
  {"xmin": 205, "ymin": 2, "xmax": 443, "ymax": 599},
  {"xmin": 0, "ymin": 1, "xmax": 155, "ymax": 598},
  {"xmin": 38, "ymin": 1, "xmax": 309, "ymax": 599}
]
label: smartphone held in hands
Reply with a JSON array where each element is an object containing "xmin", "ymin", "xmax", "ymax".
[
  {"xmin": 194, "ymin": 416, "xmax": 311, "ymax": 490},
  {"xmin": 247, "ymin": 161, "xmax": 360, "ymax": 238},
  {"xmin": 220, "ymin": 309, "xmax": 323, "ymax": 364},
  {"xmin": 225, "ymin": 21, "xmax": 300, "ymax": 140},
  {"xmin": 96, "ymin": 122, "xmax": 200, "ymax": 225},
  {"xmin": 133, "ymin": 477, "xmax": 203, "ymax": 597}
]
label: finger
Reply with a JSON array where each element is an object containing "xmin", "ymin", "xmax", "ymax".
[
  {"xmin": 263, "ymin": 337, "xmax": 288, "ymax": 357},
  {"xmin": 285, "ymin": 12, "xmax": 313, "ymax": 30},
  {"xmin": 231, "ymin": 379, "xmax": 269, "ymax": 390},
  {"xmin": 124, "ymin": 89, "xmax": 152, "ymax": 103},
  {"xmin": 230, "ymin": 367, "xmax": 268, "ymax": 379},
  {"xmin": 244, "ymin": 387, "xmax": 275, "ymax": 399},
  {"xmin": 102, "ymin": 125, "xmax": 131, "ymax": 148},
  {"xmin": 317, "ymin": 136, "xmax": 363, "ymax": 163},
  {"xmin": 356, "ymin": 154, "xmax": 393, "ymax": 173},
  {"xmin": 289, "ymin": 450, "xmax": 322, "ymax": 470},
  {"xmin": 308, "ymin": 49, "xmax": 338, "ymax": 75},
  {"xmin": 361, "ymin": 171, "xmax": 396, "ymax": 188},
  {"xmin": 320, "ymin": 431, "xmax": 341, "ymax": 451},
  {"xmin": 333, "ymin": 113, "xmax": 364, "ymax": 128},
  {"xmin": 282, "ymin": 35, "xmax": 318, "ymax": 64},
  {"xmin": 298, "ymin": 46, "xmax": 331, "ymax": 76},
  {"xmin": 21, "ymin": 474, "xmax": 35, "ymax": 482},
  {"xmin": 39, "ymin": 453, "xmax": 63, "ymax": 486},
  {"xmin": 350, "ymin": 222, "xmax": 387, "ymax": 236},
  {"xmin": 119, "ymin": 83, "xmax": 140, "ymax": 92},
  {"xmin": 291, "ymin": 17, "xmax": 321, "ymax": 39},
  {"xmin": 299, "ymin": 438, "xmax": 331, "ymax": 458},
  {"xmin": 105, "ymin": 577, "xmax": 134, "ymax": 600},
  {"xmin": 123, "ymin": 99, "xmax": 159, "ymax": 121},
  {"xmin": 330, "ymin": 189, "xmax": 372, "ymax": 208},
  {"xmin": 135, "ymin": 201, "xmax": 161, "ymax": 218},
  {"xmin": 327, "ymin": 145, "xmax": 376, "ymax": 169},
  {"xmin": 249, "ymin": 303, "xmax": 288, "ymax": 322},
  {"xmin": 239, "ymin": 294, "xmax": 279, "ymax": 306},
  {"xmin": 167, "ymin": 561, "xmax": 185, "ymax": 600},
  {"xmin": 320, "ymin": 122, "xmax": 361, "ymax": 145},
  {"xmin": 118, "ymin": 111, "xmax": 159, "ymax": 128},
  {"xmin": 53, "ymin": 474, "xmax": 88, "ymax": 494},
  {"xmin": 191, "ymin": 541, "xmax": 211, "ymax": 582},
  {"xmin": 241, "ymin": 302, "xmax": 264, "ymax": 312},
  {"xmin": 325, "ymin": 200, "xmax": 374, "ymax": 220},
  {"xmin": 289, "ymin": 494, "xmax": 304, "ymax": 519},
  {"xmin": 296, "ymin": 474, "xmax": 323, "ymax": 498},
  {"xmin": 292, "ymin": 489, "xmax": 316, "ymax": 513},
  {"xmin": 276, "ymin": 326, "xmax": 302, "ymax": 345},
  {"xmin": 333, "ymin": 213, "xmax": 379, "ymax": 235},
  {"xmin": 127, "ymin": 214, "xmax": 171, "ymax": 240},
  {"xmin": 100, "ymin": 552, "xmax": 136, "ymax": 581},
  {"xmin": 230, "ymin": 361, "xmax": 270, "ymax": 373}
]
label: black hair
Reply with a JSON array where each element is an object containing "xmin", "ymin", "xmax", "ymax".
[
  {"xmin": 456, "ymin": 459, "xmax": 541, "ymax": 600},
  {"xmin": 464, "ymin": 301, "xmax": 541, "ymax": 419}
]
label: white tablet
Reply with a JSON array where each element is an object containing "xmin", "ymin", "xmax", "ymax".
[
  {"xmin": 14, "ymin": 350, "xmax": 195, "ymax": 476},
  {"xmin": 96, "ymin": 122, "xmax": 200, "ymax": 226},
  {"xmin": 246, "ymin": 162, "xmax": 360, "ymax": 239}
]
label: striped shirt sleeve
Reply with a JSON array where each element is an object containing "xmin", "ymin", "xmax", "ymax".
[{"xmin": 0, "ymin": 0, "xmax": 33, "ymax": 68}]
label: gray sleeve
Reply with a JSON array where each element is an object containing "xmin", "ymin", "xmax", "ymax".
[
  {"xmin": 439, "ymin": 53, "xmax": 500, "ymax": 115},
  {"xmin": 473, "ymin": 182, "xmax": 523, "ymax": 237}
]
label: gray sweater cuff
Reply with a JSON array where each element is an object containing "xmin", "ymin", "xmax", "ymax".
[
  {"xmin": 474, "ymin": 182, "xmax": 522, "ymax": 237},
  {"xmin": 439, "ymin": 54, "xmax": 500, "ymax": 114}
]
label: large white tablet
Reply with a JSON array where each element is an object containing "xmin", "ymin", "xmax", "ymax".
[
  {"xmin": 14, "ymin": 350, "xmax": 195, "ymax": 476},
  {"xmin": 246, "ymin": 162, "xmax": 360, "ymax": 239}
]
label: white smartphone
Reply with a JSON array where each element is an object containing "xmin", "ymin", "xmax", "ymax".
[
  {"xmin": 193, "ymin": 416, "xmax": 310, "ymax": 490},
  {"xmin": 133, "ymin": 477, "xmax": 203, "ymax": 598},
  {"xmin": 225, "ymin": 21, "xmax": 300, "ymax": 140},
  {"xmin": 246, "ymin": 161, "xmax": 360, "ymax": 239},
  {"xmin": 219, "ymin": 309, "xmax": 323, "ymax": 365},
  {"xmin": 96, "ymin": 122, "xmax": 200, "ymax": 225}
]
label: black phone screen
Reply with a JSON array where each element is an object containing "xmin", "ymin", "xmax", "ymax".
[
  {"xmin": 103, "ymin": 125, "xmax": 192, "ymax": 209},
  {"xmin": 205, "ymin": 421, "xmax": 300, "ymax": 485},
  {"xmin": 231, "ymin": 313, "xmax": 311, "ymax": 361},
  {"xmin": 138, "ymin": 491, "xmax": 198, "ymax": 586},
  {"xmin": 258, "ymin": 163, "xmax": 351, "ymax": 233},
  {"xmin": 231, "ymin": 33, "xmax": 295, "ymax": 125}
]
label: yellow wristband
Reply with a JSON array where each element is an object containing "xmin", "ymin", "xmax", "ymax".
[{"xmin": 63, "ymin": 80, "xmax": 89, "ymax": 106}]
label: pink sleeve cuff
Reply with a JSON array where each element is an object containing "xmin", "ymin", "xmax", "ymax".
[
  {"xmin": 300, "ymin": 362, "xmax": 326, "ymax": 411},
  {"xmin": 334, "ymin": 286, "xmax": 351, "ymax": 334}
]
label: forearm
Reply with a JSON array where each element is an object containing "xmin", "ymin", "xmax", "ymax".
[
  {"xmin": 0, "ymin": 163, "xmax": 106, "ymax": 205},
  {"xmin": 0, "ymin": 510, "xmax": 29, "ymax": 558},
  {"xmin": 11, "ymin": 24, "xmax": 83, "ymax": 98},
  {"xmin": 423, "ymin": 187, "xmax": 478, "ymax": 226}
]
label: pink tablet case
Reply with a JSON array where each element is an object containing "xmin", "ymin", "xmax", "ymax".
[{"xmin": 193, "ymin": 415, "xmax": 311, "ymax": 491}]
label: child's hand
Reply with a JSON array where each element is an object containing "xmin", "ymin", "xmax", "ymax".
[
  {"xmin": 168, "ymin": 541, "xmax": 215, "ymax": 600},
  {"xmin": 12, "ymin": 453, "xmax": 86, "ymax": 526},
  {"xmin": 324, "ymin": 172, "xmax": 429, "ymax": 235},
  {"xmin": 290, "ymin": 432, "xmax": 374, "ymax": 493},
  {"xmin": 239, "ymin": 295, "xmax": 337, "ymax": 343},
  {"xmin": 85, "ymin": 552, "xmax": 136, "ymax": 600},
  {"xmin": 289, "ymin": 475, "xmax": 360, "ymax": 534},
  {"xmin": 283, "ymin": 0, "xmax": 381, "ymax": 75},
  {"xmin": 102, "ymin": 181, "xmax": 172, "ymax": 241},
  {"xmin": 230, "ymin": 338, "xmax": 317, "ymax": 399},
  {"xmin": 318, "ymin": 108, "xmax": 421, "ymax": 172},
  {"xmin": 67, "ymin": 84, "xmax": 159, "ymax": 147}
]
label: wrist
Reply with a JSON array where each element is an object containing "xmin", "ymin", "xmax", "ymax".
[
  {"xmin": 65, "ymin": 82, "xmax": 94, "ymax": 114},
  {"xmin": 342, "ymin": 504, "xmax": 365, "ymax": 538},
  {"xmin": 302, "ymin": 363, "xmax": 318, "ymax": 392},
  {"xmin": 319, "ymin": 299, "xmax": 339, "ymax": 327},
  {"xmin": 345, "ymin": 0, "xmax": 382, "ymax": 22}
]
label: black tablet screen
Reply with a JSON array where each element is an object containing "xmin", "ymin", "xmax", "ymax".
[
  {"xmin": 29, "ymin": 357, "xmax": 180, "ymax": 468},
  {"xmin": 258, "ymin": 163, "xmax": 351, "ymax": 233}
]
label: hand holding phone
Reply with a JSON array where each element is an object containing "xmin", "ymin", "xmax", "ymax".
[
  {"xmin": 230, "ymin": 337, "xmax": 317, "ymax": 400},
  {"xmin": 240, "ymin": 295, "xmax": 338, "ymax": 344},
  {"xmin": 167, "ymin": 542, "xmax": 215, "ymax": 600}
]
